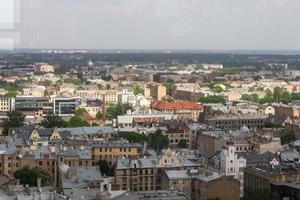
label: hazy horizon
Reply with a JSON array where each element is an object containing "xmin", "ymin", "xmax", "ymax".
[{"xmin": 1, "ymin": 0, "xmax": 300, "ymax": 50}]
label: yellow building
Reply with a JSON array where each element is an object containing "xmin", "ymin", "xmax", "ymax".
[
  {"xmin": 148, "ymin": 84, "xmax": 166, "ymax": 101},
  {"xmin": 92, "ymin": 143, "xmax": 144, "ymax": 166}
]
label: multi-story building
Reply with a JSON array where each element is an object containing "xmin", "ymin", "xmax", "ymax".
[
  {"xmin": 204, "ymin": 114, "xmax": 269, "ymax": 130},
  {"xmin": 75, "ymin": 89, "xmax": 103, "ymax": 99},
  {"xmin": 151, "ymin": 101, "xmax": 203, "ymax": 121},
  {"xmin": 114, "ymin": 148, "xmax": 202, "ymax": 192},
  {"xmin": 148, "ymin": 84, "xmax": 166, "ymax": 101},
  {"xmin": 160, "ymin": 121, "xmax": 197, "ymax": 150},
  {"xmin": 161, "ymin": 169, "xmax": 240, "ymax": 200},
  {"xmin": 34, "ymin": 63, "xmax": 55, "ymax": 73},
  {"xmin": 220, "ymin": 145, "xmax": 246, "ymax": 198},
  {"xmin": 117, "ymin": 110, "xmax": 175, "ymax": 132},
  {"xmin": 80, "ymin": 99, "xmax": 104, "ymax": 117},
  {"xmin": 244, "ymin": 166, "xmax": 300, "ymax": 200},
  {"xmin": 53, "ymin": 96, "xmax": 79, "ymax": 116},
  {"xmin": 91, "ymin": 143, "xmax": 144, "ymax": 167},
  {"xmin": 14, "ymin": 96, "xmax": 53, "ymax": 116},
  {"xmin": 0, "ymin": 97, "xmax": 14, "ymax": 112}
]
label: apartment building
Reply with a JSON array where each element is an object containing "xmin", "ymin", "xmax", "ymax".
[
  {"xmin": 161, "ymin": 169, "xmax": 240, "ymax": 200},
  {"xmin": 244, "ymin": 166, "xmax": 300, "ymax": 200},
  {"xmin": 151, "ymin": 101, "xmax": 203, "ymax": 121},
  {"xmin": 0, "ymin": 97, "xmax": 14, "ymax": 112},
  {"xmin": 148, "ymin": 84, "xmax": 166, "ymax": 101},
  {"xmin": 204, "ymin": 114, "xmax": 269, "ymax": 130},
  {"xmin": 91, "ymin": 143, "xmax": 144, "ymax": 166},
  {"xmin": 114, "ymin": 148, "xmax": 202, "ymax": 191}
]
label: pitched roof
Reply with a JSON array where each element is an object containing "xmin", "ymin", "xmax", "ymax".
[{"xmin": 151, "ymin": 101, "xmax": 203, "ymax": 110}]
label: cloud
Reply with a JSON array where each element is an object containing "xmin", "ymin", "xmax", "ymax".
[{"xmin": 16, "ymin": 0, "xmax": 300, "ymax": 50}]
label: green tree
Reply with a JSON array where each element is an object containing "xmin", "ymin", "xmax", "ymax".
[
  {"xmin": 2, "ymin": 83, "xmax": 23, "ymax": 92},
  {"xmin": 40, "ymin": 114, "xmax": 66, "ymax": 128},
  {"xmin": 133, "ymin": 84, "xmax": 144, "ymax": 95},
  {"xmin": 119, "ymin": 132, "xmax": 148, "ymax": 143},
  {"xmin": 148, "ymin": 130, "xmax": 169, "ymax": 153},
  {"xmin": 259, "ymin": 89, "xmax": 274, "ymax": 104},
  {"xmin": 97, "ymin": 160, "xmax": 114, "ymax": 176},
  {"xmin": 106, "ymin": 103, "xmax": 133, "ymax": 120},
  {"xmin": 273, "ymin": 86, "xmax": 282, "ymax": 102},
  {"xmin": 163, "ymin": 79, "xmax": 175, "ymax": 95},
  {"xmin": 66, "ymin": 116, "xmax": 90, "ymax": 127},
  {"xmin": 44, "ymin": 90, "xmax": 49, "ymax": 97},
  {"xmin": 178, "ymin": 139, "xmax": 187, "ymax": 148},
  {"xmin": 106, "ymin": 84, "xmax": 111, "ymax": 90},
  {"xmin": 14, "ymin": 166, "xmax": 53, "ymax": 187},
  {"xmin": 75, "ymin": 107, "xmax": 88, "ymax": 117},
  {"xmin": 98, "ymin": 84, "xmax": 105, "ymax": 90},
  {"xmin": 63, "ymin": 78, "xmax": 81, "ymax": 85},
  {"xmin": 198, "ymin": 95, "xmax": 226, "ymax": 104},
  {"xmin": 211, "ymin": 85, "xmax": 224, "ymax": 93},
  {"xmin": 292, "ymin": 93, "xmax": 300, "ymax": 100},
  {"xmin": 4, "ymin": 111, "xmax": 25, "ymax": 135},
  {"xmin": 4, "ymin": 91, "xmax": 18, "ymax": 97},
  {"xmin": 77, "ymin": 71, "xmax": 84, "ymax": 84},
  {"xmin": 241, "ymin": 94, "xmax": 259, "ymax": 103},
  {"xmin": 96, "ymin": 111, "xmax": 103, "ymax": 120},
  {"xmin": 281, "ymin": 91, "xmax": 292, "ymax": 104}
]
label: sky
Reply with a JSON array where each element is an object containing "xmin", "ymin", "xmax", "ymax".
[{"xmin": 2, "ymin": 0, "xmax": 300, "ymax": 50}]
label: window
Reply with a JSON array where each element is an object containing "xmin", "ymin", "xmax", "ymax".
[{"xmin": 39, "ymin": 161, "xmax": 43, "ymax": 166}]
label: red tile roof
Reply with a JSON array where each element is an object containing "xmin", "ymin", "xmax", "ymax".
[{"xmin": 151, "ymin": 101, "xmax": 203, "ymax": 110}]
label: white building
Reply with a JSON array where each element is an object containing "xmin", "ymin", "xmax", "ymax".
[
  {"xmin": 23, "ymin": 86, "xmax": 46, "ymax": 97},
  {"xmin": 202, "ymin": 64, "xmax": 223, "ymax": 70},
  {"xmin": 117, "ymin": 109, "xmax": 176, "ymax": 133},
  {"xmin": 0, "ymin": 97, "xmax": 14, "ymax": 112},
  {"xmin": 220, "ymin": 145, "xmax": 246, "ymax": 198},
  {"xmin": 35, "ymin": 63, "xmax": 55, "ymax": 73}
]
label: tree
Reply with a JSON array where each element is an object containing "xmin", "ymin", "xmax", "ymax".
[
  {"xmin": 211, "ymin": 85, "xmax": 224, "ymax": 93},
  {"xmin": 63, "ymin": 78, "xmax": 81, "ymax": 85},
  {"xmin": 198, "ymin": 95, "xmax": 226, "ymax": 104},
  {"xmin": 97, "ymin": 160, "xmax": 114, "ymax": 176},
  {"xmin": 241, "ymin": 94, "xmax": 259, "ymax": 103},
  {"xmin": 281, "ymin": 91, "xmax": 292, "ymax": 104},
  {"xmin": 133, "ymin": 84, "xmax": 144, "ymax": 95},
  {"xmin": 75, "ymin": 107, "xmax": 88, "ymax": 117},
  {"xmin": 273, "ymin": 86, "xmax": 282, "ymax": 102},
  {"xmin": 4, "ymin": 111, "xmax": 25, "ymax": 135},
  {"xmin": 148, "ymin": 130, "xmax": 169, "ymax": 153},
  {"xmin": 253, "ymin": 187, "xmax": 279, "ymax": 200},
  {"xmin": 44, "ymin": 90, "xmax": 49, "ymax": 97},
  {"xmin": 106, "ymin": 84, "xmax": 111, "ymax": 90},
  {"xmin": 119, "ymin": 132, "xmax": 148, "ymax": 143},
  {"xmin": 77, "ymin": 71, "xmax": 84, "ymax": 83},
  {"xmin": 259, "ymin": 89, "xmax": 274, "ymax": 104},
  {"xmin": 106, "ymin": 103, "xmax": 133, "ymax": 120},
  {"xmin": 292, "ymin": 93, "xmax": 300, "ymax": 100},
  {"xmin": 66, "ymin": 116, "xmax": 90, "ymax": 127},
  {"xmin": 14, "ymin": 166, "xmax": 53, "ymax": 187},
  {"xmin": 40, "ymin": 114, "xmax": 66, "ymax": 128},
  {"xmin": 178, "ymin": 139, "xmax": 187, "ymax": 148},
  {"xmin": 96, "ymin": 111, "xmax": 103, "ymax": 120},
  {"xmin": 163, "ymin": 79, "xmax": 175, "ymax": 95},
  {"xmin": 4, "ymin": 91, "xmax": 18, "ymax": 97},
  {"xmin": 98, "ymin": 84, "xmax": 105, "ymax": 90}
]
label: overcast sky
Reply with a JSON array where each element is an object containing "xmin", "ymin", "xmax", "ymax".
[{"xmin": 9, "ymin": 0, "xmax": 300, "ymax": 50}]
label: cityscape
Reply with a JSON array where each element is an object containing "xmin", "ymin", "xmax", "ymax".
[{"xmin": 0, "ymin": 1, "xmax": 300, "ymax": 200}]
